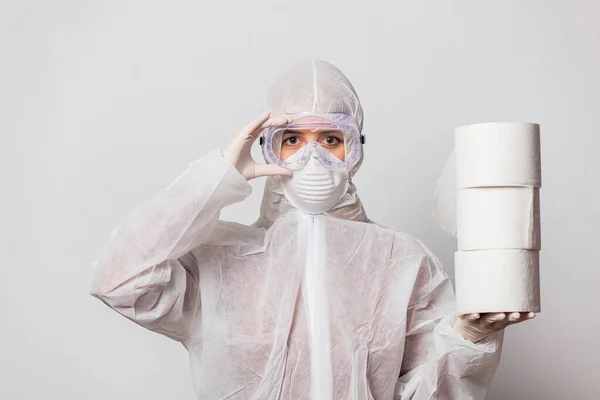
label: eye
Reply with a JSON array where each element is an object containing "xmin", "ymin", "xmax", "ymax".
[
  {"xmin": 283, "ymin": 136, "xmax": 300, "ymax": 145},
  {"xmin": 324, "ymin": 136, "xmax": 341, "ymax": 146}
]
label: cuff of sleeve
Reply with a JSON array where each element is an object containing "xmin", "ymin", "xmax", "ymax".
[
  {"xmin": 435, "ymin": 313, "xmax": 504, "ymax": 354},
  {"xmin": 432, "ymin": 313, "xmax": 504, "ymax": 382}
]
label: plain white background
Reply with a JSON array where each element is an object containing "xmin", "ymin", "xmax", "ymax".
[{"xmin": 2, "ymin": 1, "xmax": 599, "ymax": 399}]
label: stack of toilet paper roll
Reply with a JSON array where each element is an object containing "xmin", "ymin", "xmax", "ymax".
[{"xmin": 455, "ymin": 122, "xmax": 541, "ymax": 314}]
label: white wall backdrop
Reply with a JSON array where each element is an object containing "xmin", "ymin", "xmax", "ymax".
[{"xmin": 2, "ymin": 1, "xmax": 599, "ymax": 399}]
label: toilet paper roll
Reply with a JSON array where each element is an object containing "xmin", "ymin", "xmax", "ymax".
[
  {"xmin": 455, "ymin": 122, "xmax": 541, "ymax": 188},
  {"xmin": 455, "ymin": 250, "xmax": 541, "ymax": 314},
  {"xmin": 457, "ymin": 187, "xmax": 541, "ymax": 250}
]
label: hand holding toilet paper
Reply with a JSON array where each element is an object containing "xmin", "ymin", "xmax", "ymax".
[
  {"xmin": 454, "ymin": 311, "xmax": 536, "ymax": 343},
  {"xmin": 433, "ymin": 122, "xmax": 542, "ymax": 341}
]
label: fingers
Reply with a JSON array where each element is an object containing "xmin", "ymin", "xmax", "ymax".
[
  {"xmin": 259, "ymin": 116, "xmax": 290, "ymax": 130},
  {"xmin": 461, "ymin": 313, "xmax": 480, "ymax": 322},
  {"xmin": 481, "ymin": 312, "xmax": 506, "ymax": 328},
  {"xmin": 480, "ymin": 311, "xmax": 537, "ymax": 331},
  {"xmin": 251, "ymin": 163, "xmax": 292, "ymax": 179},
  {"xmin": 507, "ymin": 312, "xmax": 521, "ymax": 322},
  {"xmin": 505, "ymin": 312, "xmax": 536, "ymax": 323},
  {"xmin": 476, "ymin": 312, "xmax": 507, "ymax": 332},
  {"xmin": 506, "ymin": 311, "xmax": 536, "ymax": 326},
  {"xmin": 239, "ymin": 112, "xmax": 272, "ymax": 138},
  {"xmin": 484, "ymin": 313, "xmax": 506, "ymax": 324},
  {"xmin": 239, "ymin": 113, "xmax": 291, "ymax": 141},
  {"xmin": 494, "ymin": 312, "xmax": 520, "ymax": 329}
]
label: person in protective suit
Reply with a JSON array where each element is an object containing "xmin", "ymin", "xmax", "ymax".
[{"xmin": 91, "ymin": 59, "xmax": 533, "ymax": 399}]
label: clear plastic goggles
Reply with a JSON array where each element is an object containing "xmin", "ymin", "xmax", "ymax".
[{"xmin": 260, "ymin": 113, "xmax": 364, "ymax": 171}]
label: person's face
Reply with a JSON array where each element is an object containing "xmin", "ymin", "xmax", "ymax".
[{"xmin": 280, "ymin": 128, "xmax": 346, "ymax": 161}]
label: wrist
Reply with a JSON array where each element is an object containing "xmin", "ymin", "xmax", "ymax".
[{"xmin": 453, "ymin": 319, "xmax": 488, "ymax": 343}]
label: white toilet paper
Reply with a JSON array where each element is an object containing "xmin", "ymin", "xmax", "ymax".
[
  {"xmin": 455, "ymin": 122, "xmax": 541, "ymax": 188},
  {"xmin": 455, "ymin": 250, "xmax": 541, "ymax": 314},
  {"xmin": 457, "ymin": 187, "xmax": 541, "ymax": 251}
]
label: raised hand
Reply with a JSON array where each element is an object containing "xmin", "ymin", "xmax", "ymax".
[{"xmin": 222, "ymin": 112, "xmax": 292, "ymax": 180}]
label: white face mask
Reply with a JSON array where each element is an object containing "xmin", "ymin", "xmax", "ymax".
[{"xmin": 281, "ymin": 148, "xmax": 350, "ymax": 214}]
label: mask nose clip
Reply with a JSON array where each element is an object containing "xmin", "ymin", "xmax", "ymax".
[{"xmin": 307, "ymin": 144, "xmax": 319, "ymax": 159}]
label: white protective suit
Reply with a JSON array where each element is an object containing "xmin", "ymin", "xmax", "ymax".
[{"xmin": 91, "ymin": 59, "xmax": 504, "ymax": 399}]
